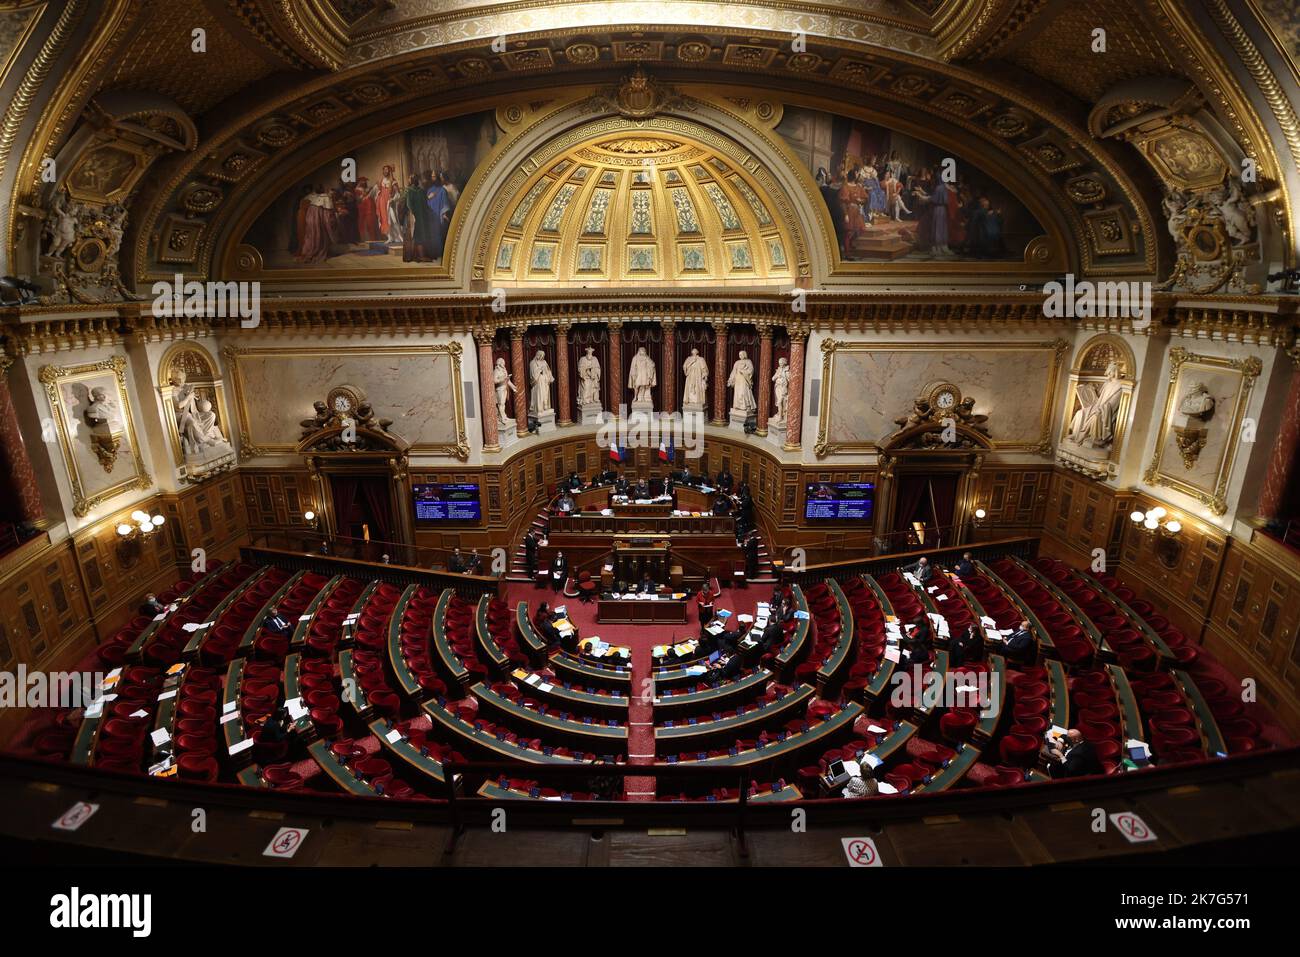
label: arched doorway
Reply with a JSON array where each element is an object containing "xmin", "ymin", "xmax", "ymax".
[{"xmin": 876, "ymin": 420, "xmax": 993, "ymax": 552}]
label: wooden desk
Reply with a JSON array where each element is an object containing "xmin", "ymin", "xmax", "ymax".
[
  {"xmin": 598, "ymin": 596, "xmax": 687, "ymax": 624},
  {"xmin": 674, "ymin": 486, "xmax": 712, "ymax": 513},
  {"xmin": 657, "ymin": 703, "xmax": 871, "ymax": 768},
  {"xmin": 653, "ymin": 668, "xmax": 770, "ymax": 714},
  {"xmin": 574, "ymin": 486, "xmax": 612, "ymax": 511},
  {"xmin": 655, "ymin": 685, "xmax": 815, "ymax": 746},
  {"xmin": 431, "ymin": 588, "xmax": 470, "ymax": 692},
  {"xmin": 387, "ymin": 584, "xmax": 423, "ymax": 697},
  {"xmin": 475, "ymin": 594, "xmax": 510, "ymax": 671},
  {"xmin": 549, "ymin": 650, "xmax": 632, "ymax": 688},
  {"xmin": 612, "ymin": 499, "xmax": 673, "ymax": 517},
  {"xmin": 369, "ymin": 717, "xmax": 447, "ymax": 784}
]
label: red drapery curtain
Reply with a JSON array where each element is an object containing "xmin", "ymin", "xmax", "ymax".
[
  {"xmin": 329, "ymin": 474, "xmax": 393, "ymax": 542},
  {"xmin": 892, "ymin": 473, "xmax": 929, "ymax": 534},
  {"xmin": 359, "ymin": 476, "xmax": 394, "ymax": 544}
]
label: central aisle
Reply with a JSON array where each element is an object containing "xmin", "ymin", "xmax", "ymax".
[{"xmin": 503, "ymin": 580, "xmax": 761, "ymax": 800}]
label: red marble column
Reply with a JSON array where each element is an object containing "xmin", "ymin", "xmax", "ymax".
[
  {"xmin": 1258, "ymin": 354, "xmax": 1300, "ymax": 521},
  {"xmin": 756, "ymin": 326, "xmax": 773, "ymax": 437},
  {"xmin": 784, "ymin": 329, "xmax": 808, "ymax": 451},
  {"xmin": 607, "ymin": 321, "xmax": 623, "ymax": 415},
  {"xmin": 474, "ymin": 329, "xmax": 500, "ymax": 451},
  {"xmin": 555, "ymin": 323, "xmax": 572, "ymax": 426},
  {"xmin": 711, "ymin": 321, "xmax": 729, "ymax": 425},
  {"xmin": 510, "ymin": 329, "xmax": 529, "ymax": 436},
  {"xmin": 0, "ymin": 356, "xmax": 45, "ymax": 526},
  {"xmin": 661, "ymin": 320, "xmax": 676, "ymax": 415}
]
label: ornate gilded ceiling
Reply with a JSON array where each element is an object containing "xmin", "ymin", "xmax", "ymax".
[{"xmin": 0, "ymin": 0, "xmax": 1296, "ymax": 298}]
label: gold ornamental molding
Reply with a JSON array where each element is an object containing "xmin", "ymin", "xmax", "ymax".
[
  {"xmin": 1143, "ymin": 346, "xmax": 1264, "ymax": 515},
  {"xmin": 221, "ymin": 341, "xmax": 469, "ymax": 460},
  {"xmin": 37, "ymin": 353, "xmax": 152, "ymax": 517},
  {"xmin": 123, "ymin": 24, "xmax": 1165, "ymax": 285},
  {"xmin": 813, "ymin": 335, "xmax": 1068, "ymax": 458}
]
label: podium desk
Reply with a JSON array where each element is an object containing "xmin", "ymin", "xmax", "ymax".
[
  {"xmin": 574, "ymin": 486, "xmax": 612, "ymax": 512},
  {"xmin": 674, "ymin": 486, "xmax": 712, "ymax": 513},
  {"xmin": 598, "ymin": 596, "xmax": 688, "ymax": 624}
]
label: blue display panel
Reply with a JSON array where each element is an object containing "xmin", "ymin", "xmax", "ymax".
[
  {"xmin": 413, "ymin": 484, "xmax": 481, "ymax": 522},
  {"xmin": 804, "ymin": 482, "xmax": 875, "ymax": 521}
]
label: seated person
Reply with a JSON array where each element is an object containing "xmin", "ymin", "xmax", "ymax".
[
  {"xmin": 263, "ymin": 605, "xmax": 292, "ymax": 637},
  {"xmin": 533, "ymin": 602, "xmax": 561, "ymax": 645},
  {"xmin": 258, "ymin": 705, "xmax": 292, "ymax": 744},
  {"xmin": 448, "ymin": 548, "xmax": 466, "ymax": 573},
  {"xmin": 638, "ymin": 572, "xmax": 658, "ymax": 595},
  {"xmin": 712, "ymin": 494, "xmax": 732, "ymax": 516},
  {"xmin": 949, "ymin": 623, "xmax": 982, "ymax": 667},
  {"xmin": 556, "ymin": 491, "xmax": 576, "ymax": 514},
  {"xmin": 902, "ymin": 555, "xmax": 932, "ymax": 583},
  {"xmin": 634, "ymin": 477, "xmax": 650, "ymax": 499},
  {"xmin": 140, "ymin": 593, "xmax": 167, "ymax": 617},
  {"xmin": 900, "ymin": 626, "xmax": 932, "ymax": 667},
  {"xmin": 706, "ymin": 650, "xmax": 743, "ymax": 686},
  {"xmin": 716, "ymin": 469, "xmax": 734, "ymax": 494},
  {"xmin": 465, "ymin": 550, "xmax": 483, "ymax": 574},
  {"xmin": 758, "ymin": 617, "xmax": 784, "ymax": 653},
  {"xmin": 951, "ymin": 551, "xmax": 976, "ymax": 579},
  {"xmin": 594, "ymin": 468, "xmax": 617, "ymax": 485},
  {"xmin": 843, "ymin": 771, "xmax": 879, "ymax": 799},
  {"xmin": 614, "ymin": 472, "xmax": 630, "ymax": 495},
  {"xmin": 1044, "ymin": 728, "xmax": 1103, "ymax": 778},
  {"xmin": 564, "ymin": 471, "xmax": 583, "ymax": 492},
  {"xmin": 1000, "ymin": 619, "xmax": 1035, "ymax": 662}
]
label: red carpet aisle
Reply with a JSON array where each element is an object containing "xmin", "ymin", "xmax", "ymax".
[{"xmin": 503, "ymin": 581, "xmax": 761, "ymax": 800}]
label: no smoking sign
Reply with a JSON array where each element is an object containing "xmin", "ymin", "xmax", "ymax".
[
  {"xmin": 263, "ymin": 826, "xmax": 309, "ymax": 859},
  {"xmin": 841, "ymin": 836, "xmax": 883, "ymax": 867},
  {"xmin": 1108, "ymin": 811, "xmax": 1157, "ymax": 843}
]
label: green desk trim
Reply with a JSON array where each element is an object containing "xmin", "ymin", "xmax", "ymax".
[
  {"xmin": 914, "ymin": 742, "xmax": 981, "ymax": 792},
  {"xmin": 816, "ymin": 579, "xmax": 856, "ymax": 684},
  {"xmin": 368, "ymin": 717, "xmax": 446, "ymax": 784},
  {"xmin": 473, "ymin": 682, "xmax": 627, "ymax": 741},
  {"xmin": 975, "ymin": 561, "xmax": 1053, "ymax": 652},
  {"xmin": 432, "ymin": 588, "xmax": 469, "ymax": 684},
  {"xmin": 861, "ymin": 575, "xmax": 898, "ymax": 700},
  {"xmin": 182, "ymin": 567, "xmax": 269, "ymax": 657},
  {"xmin": 657, "ymin": 702, "xmax": 871, "ymax": 767},
  {"xmin": 290, "ymin": 574, "xmax": 344, "ymax": 649},
  {"xmin": 128, "ymin": 566, "xmax": 221, "ymax": 659},
  {"xmin": 1107, "ymin": 663, "xmax": 1145, "ymax": 743},
  {"xmin": 338, "ymin": 649, "xmax": 371, "ymax": 715},
  {"xmin": 476, "ymin": 595, "xmax": 510, "ymax": 669},
  {"xmin": 914, "ymin": 649, "xmax": 950, "ymax": 718},
  {"xmin": 655, "ymin": 684, "xmax": 814, "ymax": 742},
  {"xmin": 975, "ymin": 654, "xmax": 1007, "ymax": 742},
  {"xmin": 653, "ymin": 668, "xmax": 769, "ymax": 712},
  {"xmin": 1046, "ymin": 658, "xmax": 1070, "ymax": 730},
  {"xmin": 512, "ymin": 669, "xmax": 628, "ymax": 712},
  {"xmin": 308, "ymin": 739, "xmax": 378, "ymax": 795},
  {"xmin": 239, "ymin": 569, "xmax": 307, "ymax": 652},
  {"xmin": 236, "ymin": 765, "xmax": 265, "ymax": 788},
  {"xmin": 386, "ymin": 584, "xmax": 422, "ymax": 697},
  {"xmin": 282, "ymin": 653, "xmax": 314, "ymax": 734},
  {"xmin": 1175, "ymin": 669, "xmax": 1228, "ymax": 757},
  {"xmin": 549, "ymin": 650, "xmax": 632, "ymax": 687},
  {"xmin": 421, "ymin": 701, "xmax": 598, "ymax": 764},
  {"xmin": 221, "ymin": 658, "xmax": 248, "ymax": 754},
  {"xmin": 775, "ymin": 584, "xmax": 810, "ymax": 667},
  {"xmin": 515, "ymin": 601, "xmax": 548, "ymax": 656},
  {"xmin": 1075, "ymin": 569, "xmax": 1175, "ymax": 661},
  {"xmin": 1010, "ymin": 557, "xmax": 1108, "ymax": 654}
]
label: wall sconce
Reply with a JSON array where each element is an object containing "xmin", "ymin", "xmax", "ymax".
[
  {"xmin": 115, "ymin": 510, "xmax": 166, "ymax": 568},
  {"xmin": 303, "ymin": 509, "xmax": 318, "ymax": 530},
  {"xmin": 972, "ymin": 507, "xmax": 987, "ymax": 529},
  {"xmin": 116, "ymin": 509, "xmax": 166, "ymax": 540},
  {"xmin": 1129, "ymin": 506, "xmax": 1181, "ymax": 537}
]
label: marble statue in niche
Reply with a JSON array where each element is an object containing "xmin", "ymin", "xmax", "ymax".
[
  {"xmin": 172, "ymin": 369, "xmax": 232, "ymax": 462},
  {"xmin": 682, "ymin": 347, "xmax": 708, "ymax": 410},
  {"xmin": 493, "ymin": 357, "xmax": 517, "ymax": 424},
  {"xmin": 577, "ymin": 347, "xmax": 602, "ymax": 406},
  {"xmin": 1066, "ymin": 360, "xmax": 1125, "ymax": 448},
  {"xmin": 770, "ymin": 356, "xmax": 790, "ymax": 427},
  {"xmin": 728, "ymin": 351, "xmax": 757, "ymax": 414},
  {"xmin": 628, "ymin": 346, "xmax": 657, "ymax": 409},
  {"xmin": 529, "ymin": 350, "xmax": 554, "ymax": 415}
]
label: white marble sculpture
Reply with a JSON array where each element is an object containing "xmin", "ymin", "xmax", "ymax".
[
  {"xmin": 1066, "ymin": 360, "xmax": 1125, "ymax": 449},
  {"xmin": 770, "ymin": 357, "xmax": 790, "ymax": 427},
  {"xmin": 628, "ymin": 346, "xmax": 657, "ymax": 409},
  {"xmin": 529, "ymin": 350, "xmax": 555, "ymax": 414},
  {"xmin": 577, "ymin": 346, "xmax": 603, "ymax": 423},
  {"xmin": 728, "ymin": 351, "xmax": 757, "ymax": 414},
  {"xmin": 682, "ymin": 348, "xmax": 708, "ymax": 410},
  {"xmin": 493, "ymin": 357, "xmax": 517, "ymax": 423},
  {"xmin": 172, "ymin": 370, "xmax": 233, "ymax": 468}
]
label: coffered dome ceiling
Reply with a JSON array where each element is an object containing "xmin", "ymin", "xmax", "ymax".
[{"xmin": 486, "ymin": 132, "xmax": 797, "ymax": 286}]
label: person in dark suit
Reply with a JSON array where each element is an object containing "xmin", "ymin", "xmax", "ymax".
[
  {"xmin": 533, "ymin": 602, "xmax": 561, "ymax": 646},
  {"xmin": 949, "ymin": 623, "xmax": 982, "ymax": 667},
  {"xmin": 706, "ymin": 651, "xmax": 743, "ymax": 686},
  {"xmin": 1001, "ymin": 619, "xmax": 1035, "ymax": 662},
  {"xmin": 448, "ymin": 548, "xmax": 466, "ymax": 573},
  {"xmin": 908, "ymin": 615, "xmax": 932, "ymax": 645},
  {"xmin": 635, "ymin": 476, "xmax": 650, "ymax": 498},
  {"xmin": 716, "ymin": 469, "xmax": 734, "ymax": 494},
  {"xmin": 259, "ymin": 705, "xmax": 292, "ymax": 744},
  {"xmin": 556, "ymin": 491, "xmax": 576, "ymax": 514},
  {"xmin": 550, "ymin": 552, "xmax": 567, "ymax": 592},
  {"xmin": 952, "ymin": 551, "xmax": 976, "ymax": 579},
  {"xmin": 140, "ymin": 593, "xmax": 167, "ymax": 617},
  {"xmin": 638, "ymin": 572, "xmax": 657, "ymax": 595},
  {"xmin": 1046, "ymin": 729, "xmax": 1104, "ymax": 778},
  {"xmin": 614, "ymin": 472, "xmax": 629, "ymax": 495},
  {"xmin": 523, "ymin": 531, "xmax": 538, "ymax": 575},
  {"xmin": 264, "ymin": 605, "xmax": 292, "ymax": 636},
  {"xmin": 901, "ymin": 628, "xmax": 932, "ymax": 667},
  {"xmin": 758, "ymin": 617, "xmax": 783, "ymax": 653},
  {"xmin": 712, "ymin": 494, "xmax": 732, "ymax": 516},
  {"xmin": 902, "ymin": 556, "xmax": 933, "ymax": 583},
  {"xmin": 465, "ymin": 550, "xmax": 483, "ymax": 574},
  {"xmin": 744, "ymin": 532, "xmax": 760, "ymax": 578}
]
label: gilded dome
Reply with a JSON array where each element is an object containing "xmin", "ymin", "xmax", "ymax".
[{"xmin": 488, "ymin": 131, "xmax": 797, "ymax": 286}]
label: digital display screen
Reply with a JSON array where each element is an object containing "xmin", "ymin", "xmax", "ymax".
[
  {"xmin": 413, "ymin": 484, "xmax": 481, "ymax": 522},
  {"xmin": 804, "ymin": 482, "xmax": 875, "ymax": 521}
]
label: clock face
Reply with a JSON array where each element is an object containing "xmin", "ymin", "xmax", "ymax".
[
  {"xmin": 333, "ymin": 395, "xmax": 352, "ymax": 413},
  {"xmin": 935, "ymin": 389, "xmax": 956, "ymax": 410}
]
